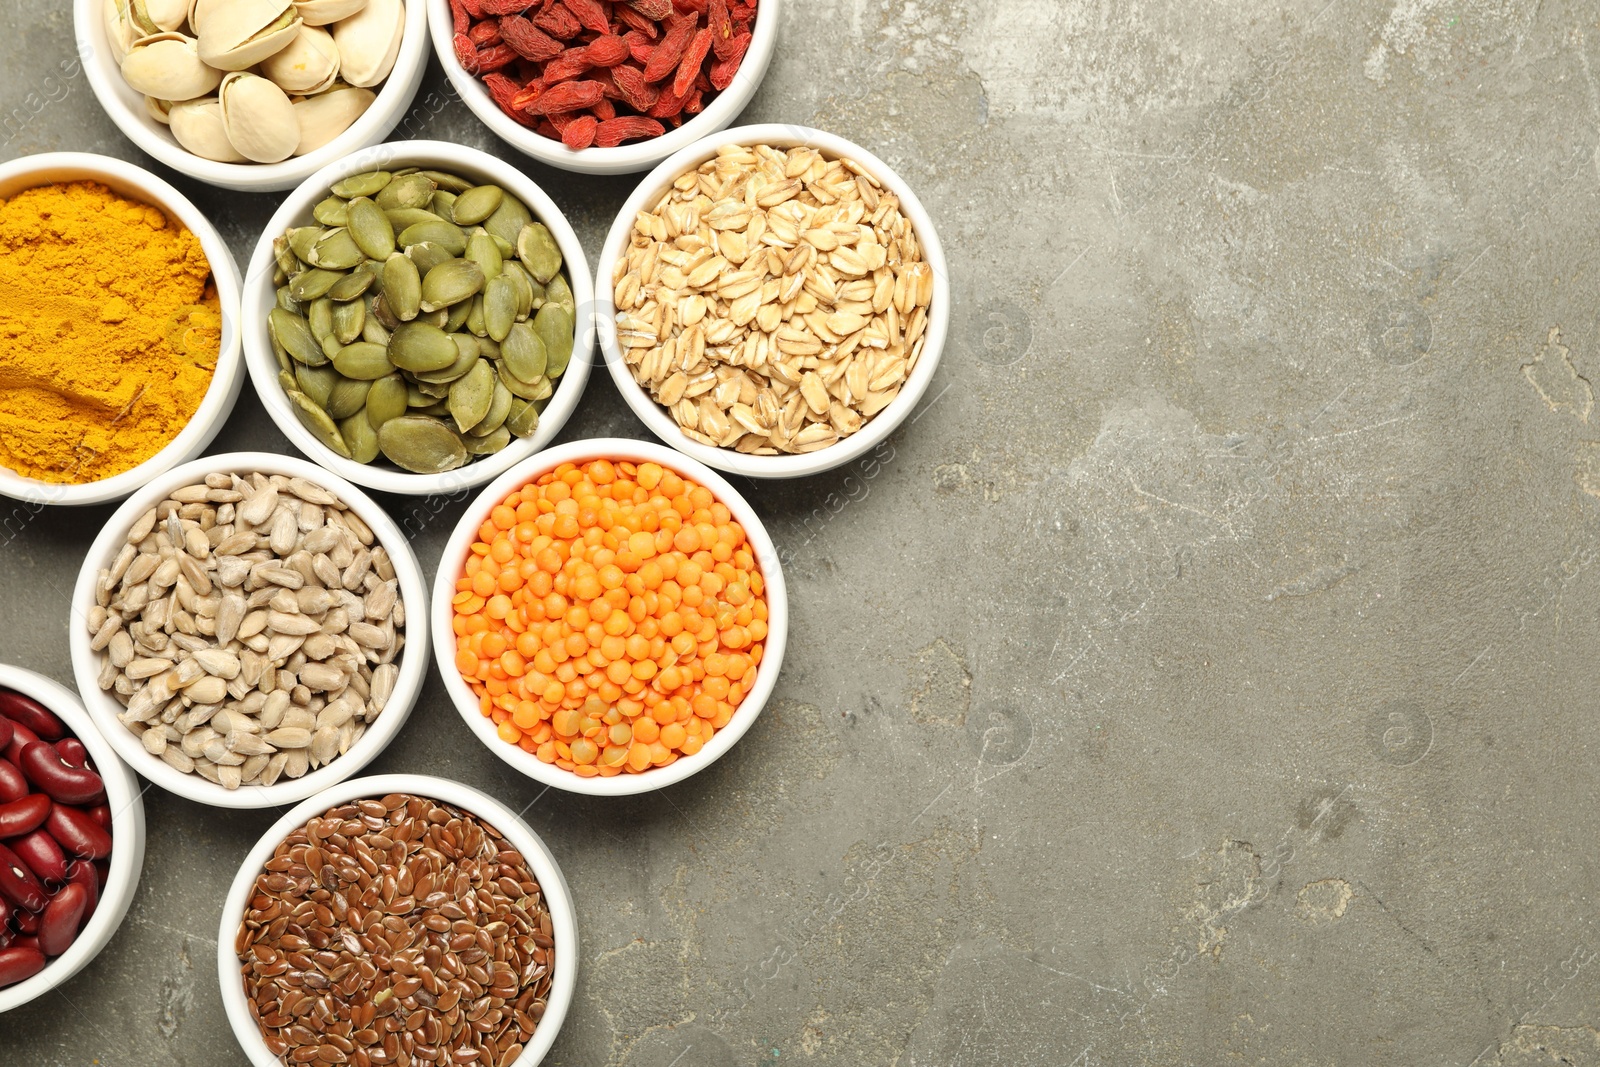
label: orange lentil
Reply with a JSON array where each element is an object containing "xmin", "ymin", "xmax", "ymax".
[{"xmin": 452, "ymin": 459, "xmax": 767, "ymax": 775}]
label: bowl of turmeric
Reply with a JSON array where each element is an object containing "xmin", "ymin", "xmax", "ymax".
[{"xmin": 0, "ymin": 153, "xmax": 243, "ymax": 507}]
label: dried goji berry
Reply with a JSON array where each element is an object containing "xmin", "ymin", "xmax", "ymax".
[
  {"xmin": 595, "ymin": 116, "xmax": 666, "ymax": 146},
  {"xmin": 592, "ymin": 97, "xmax": 616, "ymax": 120},
  {"xmin": 708, "ymin": 0, "xmax": 737, "ymax": 59},
  {"xmin": 480, "ymin": 0, "xmax": 533, "ymax": 14},
  {"xmin": 468, "ymin": 21, "xmax": 502, "ymax": 45},
  {"xmin": 671, "ymin": 27, "xmax": 711, "ymax": 97},
  {"xmin": 542, "ymin": 51, "xmax": 592, "ymax": 83},
  {"xmin": 583, "ymin": 34, "xmax": 630, "ymax": 66},
  {"xmin": 729, "ymin": 0, "xmax": 756, "ymax": 18},
  {"xmin": 609, "ymin": 64, "xmax": 659, "ymax": 110},
  {"xmin": 707, "ymin": 30, "xmax": 748, "ymax": 89},
  {"xmin": 510, "ymin": 81, "xmax": 546, "ymax": 110},
  {"xmin": 526, "ymin": 78, "xmax": 606, "ymax": 114},
  {"xmin": 626, "ymin": 0, "xmax": 673, "ymax": 17},
  {"xmin": 642, "ymin": 13, "xmax": 696, "ymax": 82},
  {"xmin": 561, "ymin": 113, "xmax": 599, "ymax": 148},
  {"xmin": 451, "ymin": 0, "xmax": 470, "ymax": 34},
  {"xmin": 648, "ymin": 79, "xmax": 690, "ymax": 117},
  {"xmin": 453, "ymin": 32, "xmax": 479, "ymax": 71},
  {"xmin": 673, "ymin": 0, "xmax": 707, "ymax": 13},
  {"xmin": 475, "ymin": 43, "xmax": 521, "ymax": 71},
  {"xmin": 484, "ymin": 72, "xmax": 541, "ymax": 126},
  {"xmin": 625, "ymin": 32, "xmax": 656, "ymax": 65},
  {"xmin": 460, "ymin": 0, "xmax": 485, "ymax": 16},
  {"xmin": 683, "ymin": 87, "xmax": 705, "ymax": 113},
  {"xmin": 533, "ymin": 3, "xmax": 582, "ymax": 37},
  {"xmin": 560, "ymin": 0, "xmax": 611, "ymax": 35},
  {"xmin": 500, "ymin": 15, "xmax": 564, "ymax": 59},
  {"xmin": 615, "ymin": 5, "xmax": 660, "ymax": 37},
  {"xmin": 536, "ymin": 119, "xmax": 561, "ymax": 138}
]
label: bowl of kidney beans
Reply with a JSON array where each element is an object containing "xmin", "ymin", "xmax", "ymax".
[{"xmin": 0, "ymin": 664, "xmax": 145, "ymax": 1012}]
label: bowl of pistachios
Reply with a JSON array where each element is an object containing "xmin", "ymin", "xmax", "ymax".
[
  {"xmin": 241, "ymin": 140, "xmax": 594, "ymax": 496},
  {"xmin": 75, "ymin": 0, "xmax": 430, "ymax": 193}
]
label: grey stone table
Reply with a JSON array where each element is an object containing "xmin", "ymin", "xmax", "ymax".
[{"xmin": 2, "ymin": 1, "xmax": 1596, "ymax": 1064}]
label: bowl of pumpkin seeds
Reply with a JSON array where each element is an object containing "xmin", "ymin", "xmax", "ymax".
[{"xmin": 242, "ymin": 140, "xmax": 594, "ymax": 496}]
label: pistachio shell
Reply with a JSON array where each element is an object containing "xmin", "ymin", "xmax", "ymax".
[
  {"xmin": 198, "ymin": 0, "xmax": 301, "ymax": 70},
  {"xmin": 219, "ymin": 72, "xmax": 299, "ymax": 163},
  {"xmin": 120, "ymin": 33, "xmax": 222, "ymax": 101},
  {"xmin": 291, "ymin": 85, "xmax": 375, "ymax": 156},
  {"xmin": 139, "ymin": 0, "xmax": 189, "ymax": 30},
  {"xmin": 145, "ymin": 96, "xmax": 174, "ymax": 124},
  {"xmin": 260, "ymin": 24, "xmax": 341, "ymax": 95},
  {"xmin": 105, "ymin": 0, "xmax": 138, "ymax": 62},
  {"xmin": 332, "ymin": 0, "xmax": 404, "ymax": 88},
  {"xmin": 294, "ymin": 0, "xmax": 367, "ymax": 26},
  {"xmin": 168, "ymin": 97, "xmax": 248, "ymax": 162}
]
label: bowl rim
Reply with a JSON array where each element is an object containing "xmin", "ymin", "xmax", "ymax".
[
  {"xmin": 67, "ymin": 451, "xmax": 431, "ymax": 810},
  {"xmin": 215, "ymin": 772, "xmax": 578, "ymax": 1067},
  {"xmin": 0, "ymin": 663, "xmax": 147, "ymax": 1015},
  {"xmin": 0, "ymin": 152, "xmax": 244, "ymax": 507},
  {"xmin": 429, "ymin": 436, "xmax": 788, "ymax": 797},
  {"xmin": 425, "ymin": 0, "xmax": 781, "ymax": 175},
  {"xmin": 593, "ymin": 123, "xmax": 951, "ymax": 479},
  {"xmin": 72, "ymin": 0, "xmax": 432, "ymax": 193},
  {"xmin": 241, "ymin": 139, "xmax": 595, "ymax": 497}
]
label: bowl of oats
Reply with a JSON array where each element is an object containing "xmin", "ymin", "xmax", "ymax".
[{"xmin": 594, "ymin": 124, "xmax": 949, "ymax": 479}]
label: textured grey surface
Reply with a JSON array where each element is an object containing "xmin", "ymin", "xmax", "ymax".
[{"xmin": 2, "ymin": 0, "xmax": 1599, "ymax": 1064}]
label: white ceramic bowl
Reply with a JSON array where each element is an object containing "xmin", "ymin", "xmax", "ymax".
[
  {"xmin": 428, "ymin": 0, "xmax": 780, "ymax": 175},
  {"xmin": 68, "ymin": 452, "xmax": 430, "ymax": 809},
  {"xmin": 216, "ymin": 773, "xmax": 577, "ymax": 1066},
  {"xmin": 431, "ymin": 437, "xmax": 787, "ymax": 797},
  {"xmin": 0, "ymin": 153, "xmax": 243, "ymax": 507},
  {"xmin": 243, "ymin": 140, "xmax": 595, "ymax": 497},
  {"xmin": 0, "ymin": 664, "xmax": 146, "ymax": 1014},
  {"xmin": 595, "ymin": 124, "xmax": 951, "ymax": 479},
  {"xmin": 74, "ymin": 0, "xmax": 430, "ymax": 193}
]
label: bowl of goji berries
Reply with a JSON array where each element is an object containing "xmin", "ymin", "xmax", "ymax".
[{"xmin": 433, "ymin": 0, "xmax": 778, "ymax": 175}]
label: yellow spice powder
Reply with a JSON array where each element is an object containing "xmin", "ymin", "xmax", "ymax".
[{"xmin": 0, "ymin": 180, "xmax": 220, "ymax": 484}]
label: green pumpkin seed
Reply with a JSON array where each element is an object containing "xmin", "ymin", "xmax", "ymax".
[
  {"xmin": 416, "ymin": 379, "xmax": 452, "ymax": 398},
  {"xmin": 388, "ymin": 322, "xmax": 459, "ymax": 372},
  {"xmin": 496, "ymin": 360, "xmax": 548, "ymax": 402},
  {"xmin": 377, "ymin": 415, "xmax": 468, "ymax": 474},
  {"xmin": 309, "ymin": 228, "xmax": 364, "ymax": 270},
  {"xmin": 444, "ymin": 296, "xmax": 474, "ymax": 334},
  {"xmin": 420, "ymin": 258, "xmax": 485, "ymax": 313},
  {"xmin": 431, "ymin": 190, "xmax": 457, "ymax": 221},
  {"xmin": 346, "ymin": 196, "xmax": 396, "ymax": 260},
  {"xmin": 287, "ymin": 389, "xmax": 351, "ymax": 458},
  {"xmin": 406, "ymin": 240, "xmax": 455, "ymax": 278},
  {"xmin": 405, "ymin": 383, "xmax": 433, "ymax": 407},
  {"xmin": 478, "ymin": 335, "xmax": 501, "ymax": 360},
  {"xmin": 515, "ymin": 223, "xmax": 563, "ymax": 284},
  {"xmin": 501, "ymin": 322, "xmax": 547, "ymax": 382},
  {"xmin": 465, "ymin": 424, "xmax": 511, "ymax": 455},
  {"xmin": 309, "ymin": 297, "xmax": 337, "ymax": 359},
  {"xmin": 278, "ymin": 367, "xmax": 297, "ymax": 393},
  {"xmin": 453, "ymin": 186, "xmax": 505, "ymax": 226},
  {"xmin": 465, "ymin": 294, "xmax": 487, "ymax": 337},
  {"xmin": 371, "ymin": 292, "xmax": 401, "ymax": 330},
  {"xmin": 546, "ymin": 271, "xmax": 573, "ymax": 311},
  {"xmin": 469, "ymin": 381, "xmax": 513, "ymax": 437},
  {"xmin": 448, "ymin": 358, "xmax": 496, "ymax": 432},
  {"xmin": 533, "ymin": 303, "xmax": 576, "ymax": 377},
  {"xmin": 384, "ymin": 207, "xmax": 443, "ymax": 232},
  {"xmin": 483, "ymin": 193, "xmax": 532, "ymax": 247},
  {"xmin": 324, "ymin": 375, "xmax": 371, "ymax": 420},
  {"xmin": 331, "ymin": 341, "xmax": 395, "ymax": 380},
  {"xmin": 294, "ymin": 362, "xmax": 339, "ymax": 409},
  {"xmin": 490, "ymin": 233, "xmax": 514, "ymax": 259},
  {"xmin": 418, "ymin": 307, "xmax": 450, "ymax": 330},
  {"xmin": 411, "ymin": 335, "xmax": 479, "ymax": 384},
  {"xmin": 421, "ymin": 170, "xmax": 474, "ymax": 194},
  {"xmin": 328, "ymin": 265, "xmax": 375, "ymax": 303},
  {"xmin": 288, "ymin": 268, "xmax": 342, "ymax": 302},
  {"xmin": 338, "ymin": 410, "xmax": 381, "ymax": 464},
  {"xmin": 332, "ymin": 298, "xmax": 366, "ymax": 344},
  {"xmin": 275, "ymin": 285, "xmax": 301, "ymax": 315},
  {"xmin": 501, "ymin": 262, "xmax": 536, "ymax": 318},
  {"xmin": 313, "ymin": 196, "xmax": 349, "ymax": 227},
  {"xmin": 331, "ymin": 170, "xmax": 391, "ymax": 199},
  {"xmin": 287, "ymin": 226, "xmax": 320, "ymax": 263},
  {"xmin": 505, "ymin": 397, "xmax": 540, "ymax": 439},
  {"xmin": 365, "ymin": 374, "xmax": 408, "ymax": 429},
  {"xmin": 376, "ymin": 172, "xmax": 438, "ymax": 212},
  {"xmin": 465, "ymin": 233, "xmax": 503, "ymax": 282},
  {"xmin": 362, "ymin": 314, "xmax": 392, "ymax": 346},
  {"xmin": 270, "ymin": 308, "xmax": 326, "ymax": 366},
  {"xmin": 398, "ymin": 220, "xmax": 468, "ymax": 257},
  {"xmin": 483, "ymin": 275, "xmax": 517, "ymax": 342},
  {"xmin": 380, "ymin": 254, "xmax": 422, "ymax": 322},
  {"xmin": 273, "ymin": 235, "xmax": 299, "ymax": 278},
  {"xmin": 273, "ymin": 344, "xmax": 293, "ymax": 374}
]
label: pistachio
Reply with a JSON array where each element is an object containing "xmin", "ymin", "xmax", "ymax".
[
  {"xmin": 260, "ymin": 23, "xmax": 340, "ymax": 94},
  {"xmin": 104, "ymin": 0, "xmax": 139, "ymax": 61},
  {"xmin": 376, "ymin": 416, "xmax": 468, "ymax": 474},
  {"xmin": 141, "ymin": 0, "xmax": 191, "ymax": 29},
  {"xmin": 293, "ymin": 0, "xmax": 367, "ymax": 26},
  {"xmin": 291, "ymin": 85, "xmax": 376, "ymax": 156},
  {"xmin": 146, "ymin": 96, "xmax": 176, "ymax": 124},
  {"xmin": 331, "ymin": 0, "xmax": 403, "ymax": 87},
  {"xmin": 168, "ymin": 96, "xmax": 247, "ymax": 162},
  {"xmin": 218, "ymin": 71, "xmax": 299, "ymax": 163},
  {"xmin": 120, "ymin": 32, "xmax": 222, "ymax": 101},
  {"xmin": 197, "ymin": 0, "xmax": 300, "ymax": 71}
]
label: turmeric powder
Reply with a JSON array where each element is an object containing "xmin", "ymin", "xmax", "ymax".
[{"xmin": 0, "ymin": 180, "xmax": 221, "ymax": 484}]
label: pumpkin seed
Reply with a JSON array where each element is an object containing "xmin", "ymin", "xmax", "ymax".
[
  {"xmin": 515, "ymin": 222, "xmax": 563, "ymax": 284},
  {"xmin": 505, "ymin": 396, "xmax": 540, "ymax": 439},
  {"xmin": 377, "ymin": 416, "xmax": 468, "ymax": 474},
  {"xmin": 275, "ymin": 285, "xmax": 301, "ymax": 314},
  {"xmin": 483, "ymin": 275, "xmax": 517, "ymax": 342},
  {"xmin": 398, "ymin": 220, "xmax": 468, "ymax": 257},
  {"xmin": 288, "ymin": 268, "xmax": 342, "ymax": 302},
  {"xmin": 420, "ymin": 170, "xmax": 473, "ymax": 194},
  {"xmin": 420, "ymin": 258, "xmax": 485, "ymax": 313},
  {"xmin": 310, "ymin": 297, "xmax": 338, "ymax": 358},
  {"xmin": 533, "ymin": 303, "xmax": 575, "ymax": 377},
  {"xmin": 294, "ymin": 362, "xmax": 338, "ymax": 409},
  {"xmin": 332, "ymin": 341, "xmax": 395, "ymax": 380},
  {"xmin": 287, "ymin": 225, "xmax": 320, "ymax": 262},
  {"xmin": 331, "ymin": 170, "xmax": 391, "ymax": 198},
  {"xmin": 387, "ymin": 322, "xmax": 459, "ymax": 372},
  {"xmin": 338, "ymin": 410, "xmax": 380, "ymax": 464},
  {"xmin": 365, "ymin": 374, "xmax": 409, "ymax": 429},
  {"xmin": 501, "ymin": 322, "xmax": 547, "ymax": 383},
  {"xmin": 314, "ymin": 195, "xmax": 349, "ymax": 227},
  {"xmin": 287, "ymin": 389, "xmax": 351, "ymax": 458},
  {"xmin": 327, "ymin": 265, "xmax": 375, "ymax": 303},
  {"xmin": 483, "ymin": 192, "xmax": 532, "ymax": 247},
  {"xmin": 406, "ymin": 240, "xmax": 455, "ymax": 278},
  {"xmin": 375, "ymin": 172, "xmax": 437, "ymax": 211},
  {"xmin": 453, "ymin": 185, "xmax": 504, "ymax": 226},
  {"xmin": 309, "ymin": 228, "xmax": 364, "ymax": 271},
  {"xmin": 380, "ymin": 254, "xmax": 421, "ymax": 321},
  {"xmin": 270, "ymin": 308, "xmax": 326, "ymax": 366},
  {"xmin": 496, "ymin": 360, "xmax": 548, "ymax": 401},
  {"xmin": 410, "ymin": 335, "xmax": 479, "ymax": 384},
  {"xmin": 448, "ymin": 358, "xmax": 496, "ymax": 432},
  {"xmin": 546, "ymin": 271, "xmax": 573, "ymax": 311},
  {"xmin": 465, "ymin": 293, "xmax": 487, "ymax": 337},
  {"xmin": 465, "ymin": 424, "xmax": 511, "ymax": 455},
  {"xmin": 384, "ymin": 206, "xmax": 442, "ymax": 232},
  {"xmin": 465, "ymin": 233, "xmax": 503, "ymax": 282},
  {"xmin": 431, "ymin": 190, "xmax": 458, "ymax": 221},
  {"xmin": 347, "ymin": 196, "xmax": 396, "ymax": 260},
  {"xmin": 273, "ymin": 234, "xmax": 299, "ymax": 277},
  {"xmin": 324, "ymin": 375, "xmax": 371, "ymax": 420},
  {"xmin": 443, "ymin": 296, "xmax": 474, "ymax": 334},
  {"xmin": 468, "ymin": 381, "xmax": 513, "ymax": 437},
  {"xmin": 405, "ymin": 383, "xmax": 432, "ymax": 408},
  {"xmin": 332, "ymin": 298, "xmax": 366, "ymax": 344}
]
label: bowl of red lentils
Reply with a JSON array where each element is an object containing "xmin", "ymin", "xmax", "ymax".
[{"xmin": 430, "ymin": 438, "xmax": 786, "ymax": 795}]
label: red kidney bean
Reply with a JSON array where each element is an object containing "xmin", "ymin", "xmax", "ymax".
[
  {"xmin": 54, "ymin": 738, "xmax": 89, "ymax": 770},
  {"xmin": 3, "ymin": 718, "xmax": 39, "ymax": 765},
  {"xmin": 0, "ymin": 692, "xmax": 63, "ymax": 742},
  {"xmin": 0, "ymin": 717, "xmax": 12, "ymax": 753},
  {"xmin": 66, "ymin": 861, "xmax": 98, "ymax": 925},
  {"xmin": 45, "ymin": 804, "xmax": 112, "ymax": 860},
  {"xmin": 0, "ymin": 944, "xmax": 44, "ymax": 986},
  {"xmin": 37, "ymin": 883, "xmax": 86, "ymax": 957},
  {"xmin": 12, "ymin": 909, "xmax": 36, "ymax": 934},
  {"xmin": 19, "ymin": 742, "xmax": 105, "ymax": 806},
  {"xmin": 9, "ymin": 830, "xmax": 67, "ymax": 886},
  {"xmin": 0, "ymin": 794, "xmax": 50, "ymax": 838},
  {"xmin": 0, "ymin": 890, "xmax": 12, "ymax": 929},
  {"xmin": 0, "ymin": 843, "xmax": 46, "ymax": 911},
  {"xmin": 0, "ymin": 761, "xmax": 27, "ymax": 805},
  {"xmin": 86, "ymin": 803, "xmax": 111, "ymax": 830}
]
